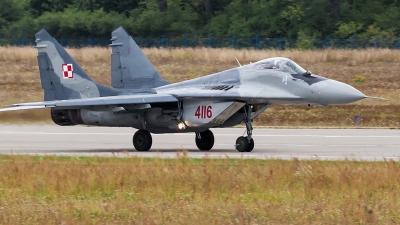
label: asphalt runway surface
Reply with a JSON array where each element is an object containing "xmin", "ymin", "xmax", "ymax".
[{"xmin": 0, "ymin": 125, "xmax": 399, "ymax": 160}]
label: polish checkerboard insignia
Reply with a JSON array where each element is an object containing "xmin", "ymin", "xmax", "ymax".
[
  {"xmin": 282, "ymin": 75, "xmax": 287, "ymax": 85},
  {"xmin": 62, "ymin": 64, "xmax": 74, "ymax": 79}
]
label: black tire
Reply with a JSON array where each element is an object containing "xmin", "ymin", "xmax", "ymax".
[
  {"xmin": 195, "ymin": 130, "xmax": 214, "ymax": 151},
  {"xmin": 246, "ymin": 138, "xmax": 254, "ymax": 152},
  {"xmin": 236, "ymin": 136, "xmax": 248, "ymax": 152},
  {"xmin": 133, "ymin": 129, "xmax": 152, "ymax": 151}
]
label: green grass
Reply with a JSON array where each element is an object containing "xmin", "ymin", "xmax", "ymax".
[{"xmin": 0, "ymin": 154, "xmax": 399, "ymax": 224}]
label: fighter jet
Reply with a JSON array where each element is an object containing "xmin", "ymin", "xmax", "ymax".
[{"xmin": 0, "ymin": 27, "xmax": 376, "ymax": 152}]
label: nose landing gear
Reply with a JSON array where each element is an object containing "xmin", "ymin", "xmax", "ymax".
[{"xmin": 235, "ymin": 104, "xmax": 254, "ymax": 152}]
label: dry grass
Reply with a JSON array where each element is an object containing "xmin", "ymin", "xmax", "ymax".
[
  {"xmin": 0, "ymin": 47, "xmax": 399, "ymax": 126},
  {"xmin": 0, "ymin": 154, "xmax": 399, "ymax": 224}
]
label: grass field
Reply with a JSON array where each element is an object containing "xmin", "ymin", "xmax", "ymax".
[
  {"xmin": 0, "ymin": 154, "xmax": 398, "ymax": 224},
  {"xmin": 0, "ymin": 47, "xmax": 399, "ymax": 127}
]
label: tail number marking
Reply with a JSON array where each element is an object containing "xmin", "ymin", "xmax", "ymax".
[
  {"xmin": 195, "ymin": 106, "xmax": 212, "ymax": 118},
  {"xmin": 62, "ymin": 64, "xmax": 74, "ymax": 79}
]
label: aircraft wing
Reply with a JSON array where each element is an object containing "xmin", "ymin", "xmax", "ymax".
[{"xmin": 0, "ymin": 94, "xmax": 178, "ymax": 112}]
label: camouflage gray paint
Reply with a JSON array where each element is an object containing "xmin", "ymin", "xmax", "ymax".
[{"xmin": 110, "ymin": 27, "xmax": 170, "ymax": 90}]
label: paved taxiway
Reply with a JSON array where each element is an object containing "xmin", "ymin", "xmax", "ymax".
[{"xmin": 0, "ymin": 125, "xmax": 399, "ymax": 160}]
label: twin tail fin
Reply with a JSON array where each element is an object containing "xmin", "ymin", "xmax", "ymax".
[
  {"xmin": 35, "ymin": 29, "xmax": 118, "ymax": 101},
  {"xmin": 110, "ymin": 26, "xmax": 170, "ymax": 90}
]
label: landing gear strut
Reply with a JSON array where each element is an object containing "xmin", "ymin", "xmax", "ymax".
[
  {"xmin": 195, "ymin": 130, "xmax": 214, "ymax": 151},
  {"xmin": 235, "ymin": 105, "xmax": 254, "ymax": 152},
  {"xmin": 133, "ymin": 129, "xmax": 152, "ymax": 151}
]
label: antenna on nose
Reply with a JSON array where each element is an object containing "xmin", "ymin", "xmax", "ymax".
[{"xmin": 235, "ymin": 57, "xmax": 242, "ymax": 67}]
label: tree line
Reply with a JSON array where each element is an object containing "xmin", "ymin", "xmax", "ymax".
[{"xmin": 1, "ymin": 0, "xmax": 400, "ymax": 40}]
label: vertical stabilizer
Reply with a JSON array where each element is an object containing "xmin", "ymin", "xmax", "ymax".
[
  {"xmin": 110, "ymin": 26, "xmax": 170, "ymax": 90},
  {"xmin": 35, "ymin": 28, "xmax": 117, "ymax": 101}
]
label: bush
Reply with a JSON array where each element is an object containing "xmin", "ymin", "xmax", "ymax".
[{"xmin": 296, "ymin": 31, "xmax": 315, "ymax": 50}]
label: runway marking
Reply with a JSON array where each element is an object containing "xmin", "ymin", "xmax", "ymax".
[
  {"xmin": 256, "ymin": 144, "xmax": 317, "ymax": 147},
  {"xmin": 0, "ymin": 132, "xmax": 132, "ymax": 135},
  {"xmin": 0, "ymin": 131, "xmax": 399, "ymax": 138},
  {"xmin": 215, "ymin": 144, "xmax": 400, "ymax": 148},
  {"xmin": 328, "ymin": 144, "xmax": 376, "ymax": 147}
]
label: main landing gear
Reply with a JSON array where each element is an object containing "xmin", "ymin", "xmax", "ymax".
[
  {"xmin": 133, "ymin": 129, "xmax": 216, "ymax": 152},
  {"xmin": 132, "ymin": 105, "xmax": 254, "ymax": 152},
  {"xmin": 235, "ymin": 105, "xmax": 254, "ymax": 152},
  {"xmin": 133, "ymin": 129, "xmax": 152, "ymax": 151},
  {"xmin": 195, "ymin": 130, "xmax": 214, "ymax": 151}
]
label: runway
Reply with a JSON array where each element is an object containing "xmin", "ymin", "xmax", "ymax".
[{"xmin": 0, "ymin": 124, "xmax": 399, "ymax": 160}]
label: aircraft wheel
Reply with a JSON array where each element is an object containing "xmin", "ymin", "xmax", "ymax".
[
  {"xmin": 246, "ymin": 138, "xmax": 254, "ymax": 152},
  {"xmin": 195, "ymin": 130, "xmax": 214, "ymax": 151},
  {"xmin": 235, "ymin": 136, "xmax": 249, "ymax": 152},
  {"xmin": 133, "ymin": 129, "xmax": 152, "ymax": 151}
]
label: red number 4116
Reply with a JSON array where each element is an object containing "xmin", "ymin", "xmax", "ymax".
[{"xmin": 195, "ymin": 106, "xmax": 212, "ymax": 118}]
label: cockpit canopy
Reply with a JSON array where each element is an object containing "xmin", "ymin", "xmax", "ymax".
[{"xmin": 253, "ymin": 57, "xmax": 307, "ymax": 75}]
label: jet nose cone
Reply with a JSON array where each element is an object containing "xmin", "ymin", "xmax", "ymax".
[{"xmin": 315, "ymin": 79, "xmax": 365, "ymax": 105}]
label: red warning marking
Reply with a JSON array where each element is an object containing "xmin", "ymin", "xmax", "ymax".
[{"xmin": 62, "ymin": 63, "xmax": 74, "ymax": 79}]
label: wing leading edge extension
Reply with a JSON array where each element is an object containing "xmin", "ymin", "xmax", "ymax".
[{"xmin": 157, "ymin": 84, "xmax": 305, "ymax": 104}]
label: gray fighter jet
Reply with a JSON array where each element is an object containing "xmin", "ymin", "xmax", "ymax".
[{"xmin": 0, "ymin": 27, "xmax": 377, "ymax": 152}]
